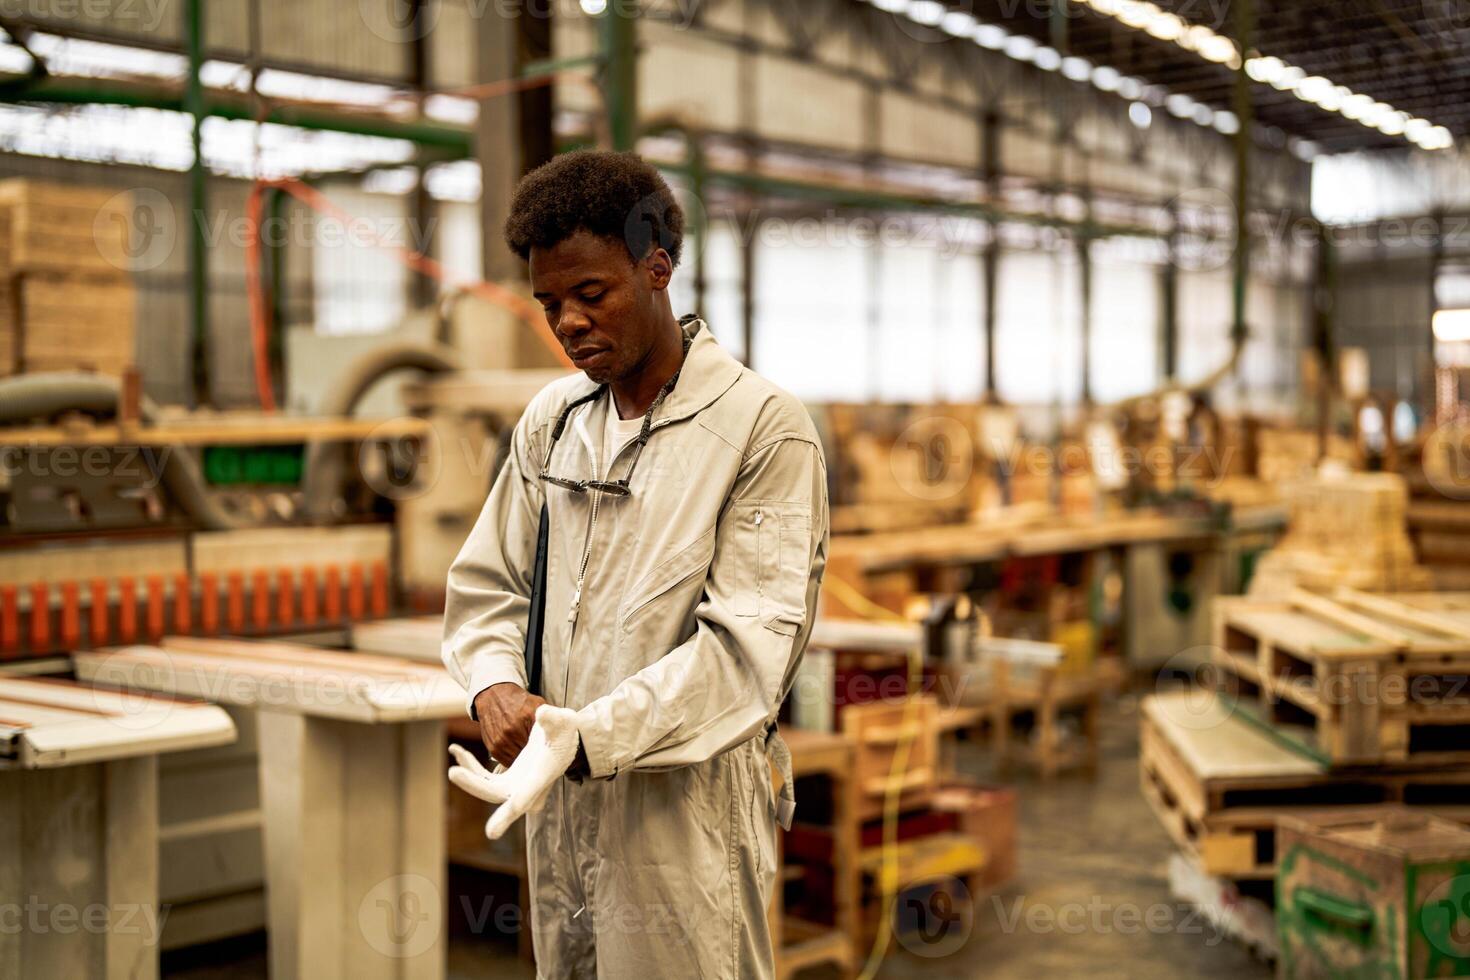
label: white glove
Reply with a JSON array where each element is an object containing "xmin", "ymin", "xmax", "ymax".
[{"xmin": 447, "ymin": 703, "xmax": 581, "ymax": 839}]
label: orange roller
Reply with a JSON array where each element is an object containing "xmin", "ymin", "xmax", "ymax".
[
  {"xmin": 90, "ymin": 578, "xmax": 109, "ymax": 645},
  {"xmin": 252, "ymin": 569, "xmax": 270, "ymax": 630},
  {"xmin": 323, "ymin": 565, "xmax": 342, "ymax": 621},
  {"xmin": 30, "ymin": 582, "xmax": 50, "ymax": 650},
  {"xmin": 370, "ymin": 561, "xmax": 389, "ymax": 617},
  {"xmin": 226, "ymin": 572, "xmax": 245, "ymax": 633},
  {"xmin": 118, "ymin": 577, "xmax": 137, "ymax": 642},
  {"xmin": 146, "ymin": 576, "xmax": 165, "ymax": 639},
  {"xmin": 60, "ymin": 581, "xmax": 80, "ymax": 648},
  {"xmin": 200, "ymin": 572, "xmax": 219, "ymax": 634},
  {"xmin": 347, "ymin": 563, "xmax": 365, "ymax": 620},
  {"xmin": 2, "ymin": 584, "xmax": 19, "ymax": 657},
  {"xmin": 174, "ymin": 573, "xmax": 192, "ymax": 634},
  {"xmin": 277, "ymin": 568, "xmax": 294, "ymax": 626},
  {"xmin": 301, "ymin": 567, "xmax": 319, "ymax": 626}
]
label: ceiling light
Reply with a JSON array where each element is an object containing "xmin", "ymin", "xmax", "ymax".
[
  {"xmin": 1166, "ymin": 93, "xmax": 1195, "ymax": 118},
  {"xmin": 1092, "ymin": 65, "xmax": 1121, "ymax": 90},
  {"xmin": 1062, "ymin": 56, "xmax": 1092, "ymax": 81},
  {"xmin": 1117, "ymin": 76, "xmax": 1144, "ymax": 100},
  {"xmin": 1117, "ymin": 1, "xmax": 1160, "ymax": 29},
  {"xmin": 1341, "ymin": 93, "xmax": 1373, "ymax": 119},
  {"xmin": 578, "ymin": 0, "xmax": 607, "ymax": 13},
  {"xmin": 1435, "ymin": 309, "xmax": 1470, "ymax": 342},
  {"xmin": 1213, "ymin": 110, "xmax": 1239, "ymax": 134},
  {"xmin": 1191, "ymin": 104, "xmax": 1215, "ymax": 126},
  {"xmin": 1272, "ymin": 66, "xmax": 1305, "ymax": 90},
  {"xmin": 1198, "ymin": 35, "xmax": 1237, "ymax": 64},
  {"xmin": 1406, "ymin": 118, "xmax": 1432, "ymax": 140},
  {"xmin": 1246, "ymin": 56, "xmax": 1283, "ymax": 83},
  {"xmin": 974, "ymin": 24, "xmax": 1008, "ymax": 49},
  {"xmin": 1034, "ymin": 46, "xmax": 1062, "ymax": 71},
  {"xmin": 1129, "ymin": 102, "xmax": 1153, "ymax": 129},
  {"xmin": 1377, "ymin": 112, "xmax": 1407, "ymax": 136},
  {"xmin": 940, "ymin": 11, "xmax": 977, "ymax": 36},
  {"xmin": 907, "ymin": 0, "xmax": 945, "ymax": 26},
  {"xmin": 872, "ymin": 0, "xmax": 910, "ymax": 12},
  {"xmin": 1145, "ymin": 13, "xmax": 1184, "ymax": 40},
  {"xmin": 1295, "ymin": 76, "xmax": 1332, "ymax": 103},
  {"xmin": 1005, "ymin": 35, "xmax": 1038, "ymax": 60}
]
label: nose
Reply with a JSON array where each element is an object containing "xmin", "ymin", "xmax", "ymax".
[{"xmin": 555, "ymin": 306, "xmax": 592, "ymax": 342}]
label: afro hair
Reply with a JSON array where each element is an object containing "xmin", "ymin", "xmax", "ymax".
[{"xmin": 504, "ymin": 150, "xmax": 684, "ymax": 267}]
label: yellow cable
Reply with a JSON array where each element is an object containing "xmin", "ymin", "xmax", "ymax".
[{"xmin": 823, "ymin": 575, "xmax": 923, "ymax": 979}]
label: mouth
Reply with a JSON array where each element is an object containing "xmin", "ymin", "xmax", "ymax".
[{"xmin": 569, "ymin": 346, "xmax": 611, "ymax": 369}]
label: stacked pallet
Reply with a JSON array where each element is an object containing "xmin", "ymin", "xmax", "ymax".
[
  {"xmin": 0, "ymin": 179, "xmax": 135, "ymax": 377},
  {"xmin": 1141, "ymin": 589, "xmax": 1470, "ymax": 886},
  {"xmin": 1249, "ymin": 473, "xmax": 1431, "ymax": 595}
]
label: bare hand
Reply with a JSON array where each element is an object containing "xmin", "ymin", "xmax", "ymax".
[{"xmin": 475, "ymin": 682, "xmax": 546, "ymax": 766}]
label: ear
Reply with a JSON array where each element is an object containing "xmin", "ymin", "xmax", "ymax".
[{"xmin": 645, "ymin": 247, "xmax": 673, "ymax": 291}]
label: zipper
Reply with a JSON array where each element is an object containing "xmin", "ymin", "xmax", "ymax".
[{"xmin": 566, "ymin": 414, "xmax": 677, "ymax": 635}]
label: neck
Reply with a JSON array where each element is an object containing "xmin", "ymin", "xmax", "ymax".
[{"xmin": 611, "ymin": 307, "xmax": 684, "ymax": 419}]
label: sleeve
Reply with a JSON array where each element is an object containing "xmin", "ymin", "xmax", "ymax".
[
  {"xmin": 573, "ymin": 433, "xmax": 830, "ymax": 778},
  {"xmin": 441, "ymin": 413, "xmax": 546, "ymax": 718}
]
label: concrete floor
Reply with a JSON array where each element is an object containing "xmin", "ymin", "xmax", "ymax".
[{"xmin": 163, "ymin": 694, "xmax": 1275, "ymax": 979}]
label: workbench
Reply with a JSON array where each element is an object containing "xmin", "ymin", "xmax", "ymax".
[
  {"xmin": 0, "ymin": 677, "xmax": 236, "ymax": 979},
  {"xmin": 776, "ymin": 728, "xmax": 860, "ymax": 980},
  {"xmin": 74, "ymin": 637, "xmax": 465, "ymax": 980}
]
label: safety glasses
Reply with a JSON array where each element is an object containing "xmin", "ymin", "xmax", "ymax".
[{"xmin": 537, "ymin": 334, "xmax": 691, "ymax": 497}]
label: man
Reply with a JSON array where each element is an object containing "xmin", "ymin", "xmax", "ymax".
[{"xmin": 441, "ymin": 149, "xmax": 829, "ymax": 978}]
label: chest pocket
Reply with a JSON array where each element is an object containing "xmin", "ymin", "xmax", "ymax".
[
  {"xmin": 729, "ymin": 500, "xmax": 812, "ymax": 635},
  {"xmin": 619, "ymin": 525, "xmax": 717, "ymax": 632}
]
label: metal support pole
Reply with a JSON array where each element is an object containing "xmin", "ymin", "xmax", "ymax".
[
  {"xmin": 689, "ymin": 136, "xmax": 708, "ymax": 315},
  {"xmin": 740, "ymin": 210, "xmax": 756, "ymax": 368},
  {"xmin": 1313, "ymin": 222, "xmax": 1337, "ymax": 463},
  {"xmin": 1230, "ymin": 0, "xmax": 1255, "ymax": 364},
  {"xmin": 601, "ymin": 2, "xmax": 638, "ymax": 152},
  {"xmin": 1079, "ymin": 231, "xmax": 1093, "ymax": 407},
  {"xmin": 1162, "ymin": 199, "xmax": 1179, "ymax": 382},
  {"xmin": 184, "ymin": 0, "xmax": 207, "ymax": 406},
  {"xmin": 982, "ymin": 108, "xmax": 1001, "ymax": 403}
]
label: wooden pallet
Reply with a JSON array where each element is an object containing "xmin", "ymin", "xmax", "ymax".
[
  {"xmin": 1139, "ymin": 692, "xmax": 1470, "ymax": 881},
  {"xmin": 1210, "ymin": 589, "xmax": 1470, "ymax": 767}
]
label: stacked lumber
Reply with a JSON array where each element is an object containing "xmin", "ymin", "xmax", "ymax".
[
  {"xmin": 1142, "ymin": 589, "xmax": 1470, "ymax": 887},
  {"xmin": 1249, "ymin": 473, "xmax": 1431, "ymax": 595},
  {"xmin": 1140, "ymin": 692, "xmax": 1470, "ymax": 883},
  {"xmin": 0, "ymin": 179, "xmax": 135, "ymax": 377}
]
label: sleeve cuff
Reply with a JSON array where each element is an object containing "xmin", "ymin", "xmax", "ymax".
[
  {"xmin": 465, "ymin": 657, "xmax": 528, "ymax": 720},
  {"xmin": 574, "ymin": 704, "xmax": 619, "ymax": 780}
]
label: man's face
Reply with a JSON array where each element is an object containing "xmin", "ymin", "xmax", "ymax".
[{"xmin": 530, "ymin": 230, "xmax": 671, "ymax": 385}]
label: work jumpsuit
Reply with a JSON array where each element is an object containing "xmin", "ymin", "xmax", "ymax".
[{"xmin": 442, "ymin": 316, "xmax": 830, "ymax": 978}]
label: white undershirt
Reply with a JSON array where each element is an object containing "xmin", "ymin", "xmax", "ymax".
[{"xmin": 603, "ymin": 402, "xmax": 645, "ymax": 479}]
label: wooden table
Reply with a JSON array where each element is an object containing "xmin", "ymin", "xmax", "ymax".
[
  {"xmin": 0, "ymin": 676, "xmax": 236, "ymax": 979},
  {"xmin": 74, "ymin": 637, "xmax": 466, "ymax": 980},
  {"xmin": 775, "ymin": 728, "xmax": 860, "ymax": 980}
]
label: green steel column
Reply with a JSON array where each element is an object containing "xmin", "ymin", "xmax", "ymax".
[
  {"xmin": 1162, "ymin": 199, "xmax": 1179, "ymax": 382},
  {"xmin": 689, "ymin": 136, "xmax": 707, "ymax": 315},
  {"xmin": 184, "ymin": 0, "xmax": 208, "ymax": 405},
  {"xmin": 1231, "ymin": 0, "xmax": 1255, "ymax": 360},
  {"xmin": 601, "ymin": 1, "xmax": 638, "ymax": 151}
]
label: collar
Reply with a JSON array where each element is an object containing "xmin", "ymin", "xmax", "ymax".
[{"xmin": 562, "ymin": 315, "xmax": 744, "ymax": 431}]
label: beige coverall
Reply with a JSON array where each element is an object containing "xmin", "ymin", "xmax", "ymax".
[{"xmin": 442, "ymin": 316, "xmax": 830, "ymax": 978}]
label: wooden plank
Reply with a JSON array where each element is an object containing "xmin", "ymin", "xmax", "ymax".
[
  {"xmin": 0, "ymin": 415, "xmax": 431, "ymax": 449},
  {"xmin": 1143, "ymin": 692, "xmax": 1322, "ymax": 782}
]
